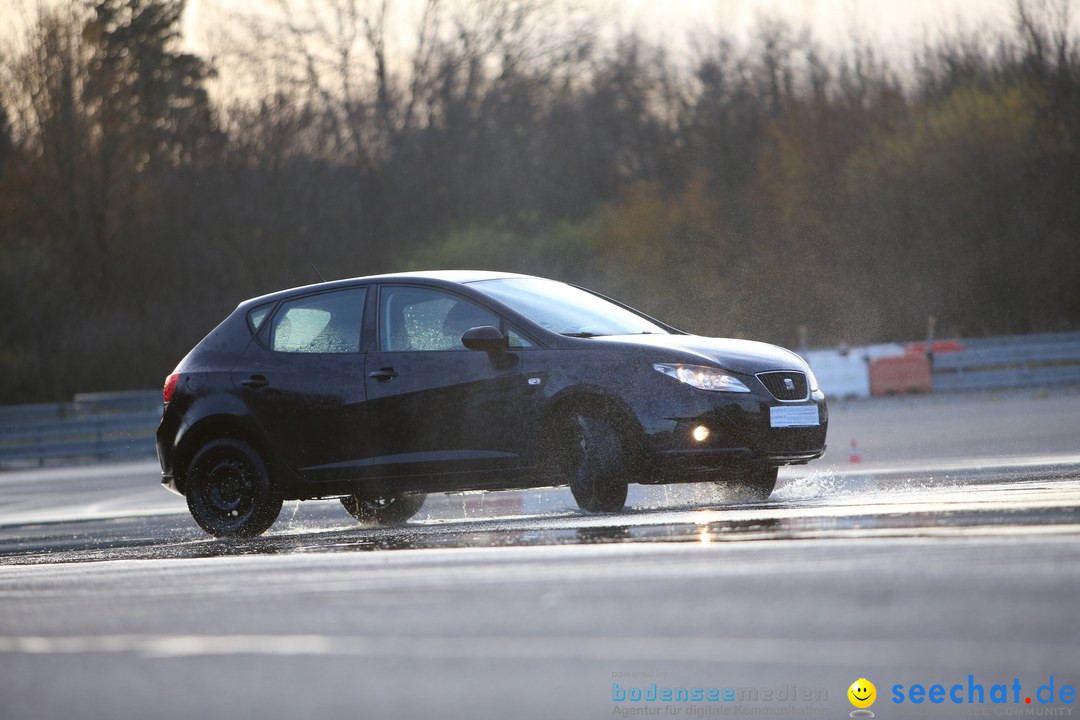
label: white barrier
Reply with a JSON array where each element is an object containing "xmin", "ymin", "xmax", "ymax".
[{"xmin": 804, "ymin": 344, "xmax": 905, "ymax": 399}]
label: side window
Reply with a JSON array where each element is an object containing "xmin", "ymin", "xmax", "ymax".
[
  {"xmin": 248, "ymin": 302, "xmax": 274, "ymax": 334},
  {"xmin": 270, "ymin": 287, "xmax": 366, "ymax": 353},
  {"xmin": 381, "ymin": 287, "xmax": 499, "ymax": 351},
  {"xmin": 507, "ymin": 328, "xmax": 533, "ymax": 348}
]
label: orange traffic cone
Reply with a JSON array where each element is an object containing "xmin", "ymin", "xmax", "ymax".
[{"xmin": 849, "ymin": 439, "xmax": 861, "ymax": 463}]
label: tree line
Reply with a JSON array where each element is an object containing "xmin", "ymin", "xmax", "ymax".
[{"xmin": 1, "ymin": 0, "xmax": 1078, "ymax": 402}]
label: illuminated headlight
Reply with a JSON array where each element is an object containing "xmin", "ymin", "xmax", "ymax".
[{"xmin": 653, "ymin": 363, "xmax": 751, "ymax": 393}]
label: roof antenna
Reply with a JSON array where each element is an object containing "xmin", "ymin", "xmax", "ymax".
[{"xmin": 310, "ymin": 263, "xmax": 327, "ymax": 283}]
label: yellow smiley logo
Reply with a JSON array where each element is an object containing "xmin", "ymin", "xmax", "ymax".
[{"xmin": 848, "ymin": 678, "xmax": 877, "ymax": 709}]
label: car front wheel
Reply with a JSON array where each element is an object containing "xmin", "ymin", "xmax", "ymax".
[
  {"xmin": 558, "ymin": 412, "xmax": 629, "ymax": 513},
  {"xmin": 341, "ymin": 493, "xmax": 427, "ymax": 526},
  {"xmin": 186, "ymin": 438, "xmax": 283, "ymax": 537},
  {"xmin": 722, "ymin": 465, "xmax": 779, "ymax": 503}
]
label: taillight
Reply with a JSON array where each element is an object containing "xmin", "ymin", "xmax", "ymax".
[{"xmin": 163, "ymin": 373, "xmax": 180, "ymax": 404}]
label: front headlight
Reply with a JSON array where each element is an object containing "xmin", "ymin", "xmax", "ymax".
[
  {"xmin": 806, "ymin": 366, "xmax": 820, "ymax": 393},
  {"xmin": 653, "ymin": 363, "xmax": 751, "ymax": 393}
]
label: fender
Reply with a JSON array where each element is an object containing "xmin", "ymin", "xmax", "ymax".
[{"xmin": 170, "ymin": 391, "xmax": 292, "ymax": 495}]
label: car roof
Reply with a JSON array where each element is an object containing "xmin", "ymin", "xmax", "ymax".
[{"xmin": 235, "ymin": 270, "xmax": 535, "ymax": 312}]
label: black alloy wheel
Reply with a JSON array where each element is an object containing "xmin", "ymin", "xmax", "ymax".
[
  {"xmin": 340, "ymin": 493, "xmax": 428, "ymax": 525},
  {"xmin": 560, "ymin": 412, "xmax": 629, "ymax": 513},
  {"xmin": 186, "ymin": 438, "xmax": 283, "ymax": 537}
]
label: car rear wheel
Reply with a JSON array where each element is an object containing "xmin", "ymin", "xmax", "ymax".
[
  {"xmin": 722, "ymin": 465, "xmax": 779, "ymax": 503},
  {"xmin": 186, "ymin": 439, "xmax": 282, "ymax": 537},
  {"xmin": 341, "ymin": 493, "xmax": 427, "ymax": 526},
  {"xmin": 557, "ymin": 412, "xmax": 629, "ymax": 513}
]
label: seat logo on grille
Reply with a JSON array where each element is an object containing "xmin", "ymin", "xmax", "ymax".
[{"xmin": 784, "ymin": 378, "xmax": 796, "ymax": 391}]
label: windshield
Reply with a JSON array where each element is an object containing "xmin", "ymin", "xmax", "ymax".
[{"xmin": 470, "ymin": 278, "xmax": 669, "ymax": 337}]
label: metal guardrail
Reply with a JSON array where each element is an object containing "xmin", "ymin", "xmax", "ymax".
[
  {"xmin": 0, "ymin": 402, "xmax": 75, "ymax": 426},
  {"xmin": 931, "ymin": 332, "xmax": 1080, "ymax": 391},
  {"xmin": 0, "ymin": 391, "xmax": 161, "ymax": 469},
  {"xmin": 74, "ymin": 390, "xmax": 163, "ymax": 416}
]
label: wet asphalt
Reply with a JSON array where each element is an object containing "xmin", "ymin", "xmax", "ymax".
[{"xmin": 1, "ymin": 388, "xmax": 1079, "ymax": 719}]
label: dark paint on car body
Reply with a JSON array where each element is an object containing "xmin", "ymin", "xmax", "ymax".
[{"xmin": 157, "ymin": 271, "xmax": 827, "ymax": 536}]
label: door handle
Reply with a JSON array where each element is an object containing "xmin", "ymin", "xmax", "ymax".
[
  {"xmin": 368, "ymin": 367, "xmax": 399, "ymax": 382},
  {"xmin": 241, "ymin": 374, "xmax": 269, "ymax": 389}
]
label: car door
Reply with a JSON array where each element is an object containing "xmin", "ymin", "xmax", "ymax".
[
  {"xmin": 361, "ymin": 284, "xmax": 531, "ymax": 478},
  {"xmin": 231, "ymin": 286, "xmax": 370, "ymax": 478}
]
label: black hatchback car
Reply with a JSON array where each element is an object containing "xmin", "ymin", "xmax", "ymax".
[{"xmin": 157, "ymin": 271, "xmax": 827, "ymax": 536}]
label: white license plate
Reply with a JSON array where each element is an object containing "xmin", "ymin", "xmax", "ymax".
[{"xmin": 770, "ymin": 405, "xmax": 819, "ymax": 428}]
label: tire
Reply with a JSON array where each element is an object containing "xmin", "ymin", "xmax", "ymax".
[
  {"xmin": 556, "ymin": 412, "xmax": 629, "ymax": 513},
  {"xmin": 186, "ymin": 438, "xmax": 282, "ymax": 537},
  {"xmin": 723, "ymin": 465, "xmax": 779, "ymax": 503},
  {"xmin": 341, "ymin": 492, "xmax": 427, "ymax": 526}
]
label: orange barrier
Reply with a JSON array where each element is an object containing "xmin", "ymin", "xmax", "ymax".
[
  {"xmin": 905, "ymin": 340, "xmax": 966, "ymax": 354},
  {"xmin": 868, "ymin": 354, "xmax": 932, "ymax": 396}
]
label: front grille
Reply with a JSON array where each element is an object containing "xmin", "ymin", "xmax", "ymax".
[{"xmin": 756, "ymin": 371, "xmax": 809, "ymax": 401}]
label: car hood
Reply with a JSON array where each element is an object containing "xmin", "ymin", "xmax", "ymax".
[{"xmin": 590, "ymin": 334, "xmax": 809, "ymax": 375}]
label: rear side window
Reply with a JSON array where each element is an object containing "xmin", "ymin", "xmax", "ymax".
[
  {"xmin": 270, "ymin": 288, "xmax": 366, "ymax": 353},
  {"xmin": 248, "ymin": 303, "xmax": 274, "ymax": 333}
]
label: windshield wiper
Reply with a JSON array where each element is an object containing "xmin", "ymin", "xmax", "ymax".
[{"xmin": 560, "ymin": 331, "xmax": 606, "ymax": 338}]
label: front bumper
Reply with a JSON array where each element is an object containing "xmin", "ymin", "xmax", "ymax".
[
  {"xmin": 638, "ymin": 386, "xmax": 828, "ymax": 482},
  {"xmin": 647, "ymin": 444, "xmax": 826, "ymax": 483}
]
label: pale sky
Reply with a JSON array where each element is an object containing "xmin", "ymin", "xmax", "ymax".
[
  {"xmin": 3, "ymin": 0, "xmax": 1073, "ymax": 93},
  {"xmin": 182, "ymin": 0, "xmax": 1031, "ymax": 57},
  {"xmin": 593, "ymin": 0, "xmax": 1011, "ymax": 42}
]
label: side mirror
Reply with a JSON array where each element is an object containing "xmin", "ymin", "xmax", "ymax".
[{"xmin": 461, "ymin": 325, "xmax": 506, "ymax": 353}]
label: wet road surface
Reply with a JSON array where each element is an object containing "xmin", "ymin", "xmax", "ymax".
[{"xmin": 1, "ymin": 388, "xmax": 1079, "ymax": 719}]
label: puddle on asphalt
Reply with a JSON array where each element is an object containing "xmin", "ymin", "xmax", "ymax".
[{"xmin": 3, "ymin": 472, "xmax": 1078, "ymax": 566}]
